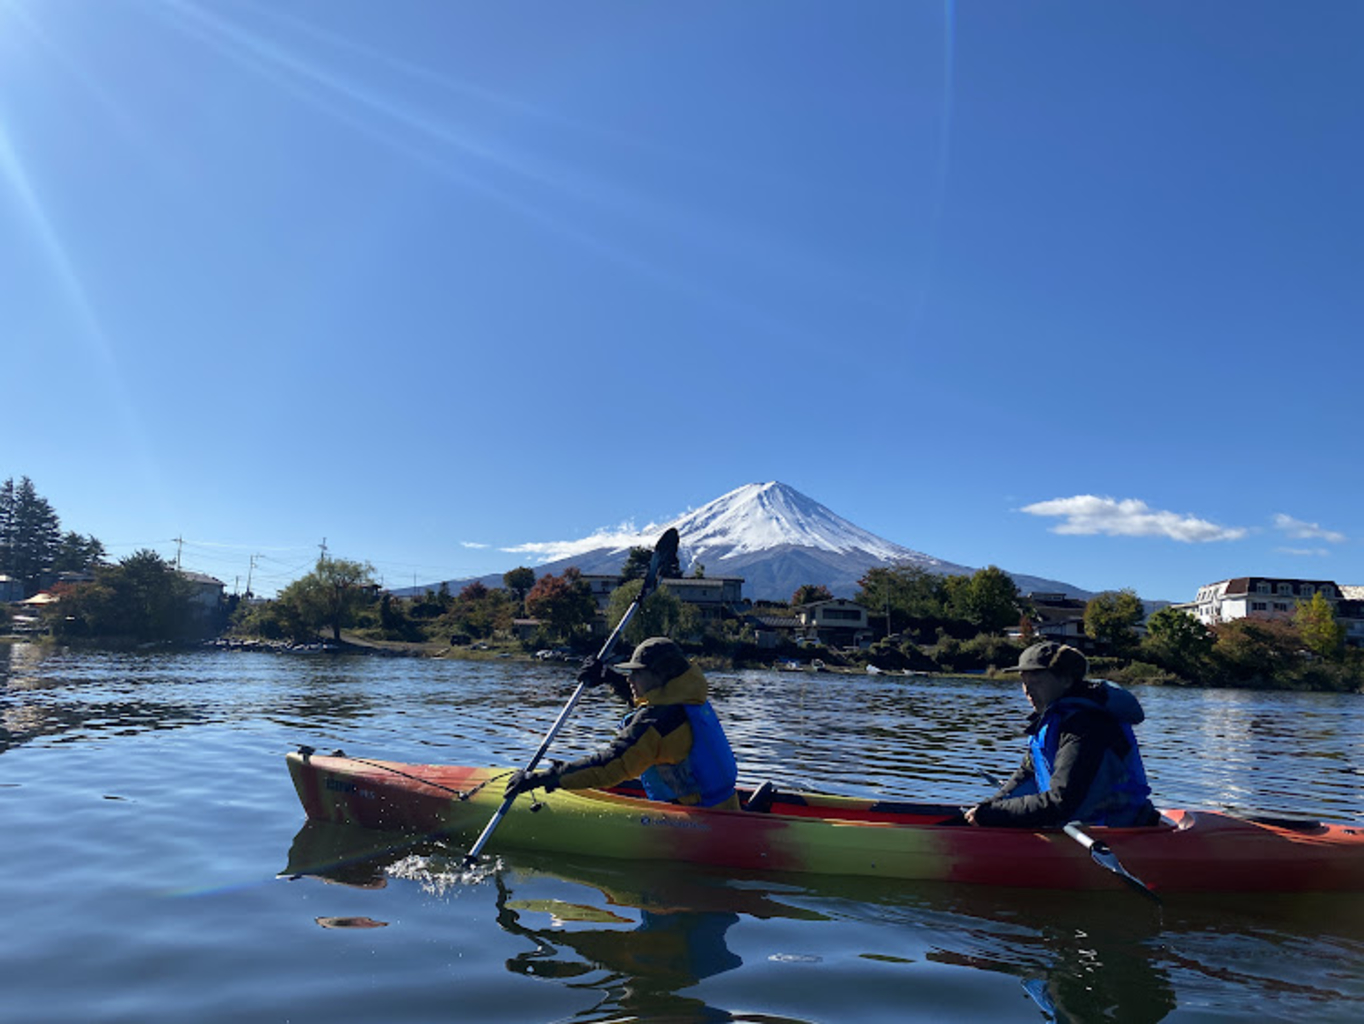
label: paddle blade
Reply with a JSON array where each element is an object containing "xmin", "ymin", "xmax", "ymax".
[
  {"xmin": 1064, "ymin": 822, "xmax": 1161, "ymax": 904},
  {"xmin": 1091, "ymin": 846, "xmax": 1161, "ymax": 904},
  {"xmin": 643, "ymin": 527, "xmax": 680, "ymax": 594}
]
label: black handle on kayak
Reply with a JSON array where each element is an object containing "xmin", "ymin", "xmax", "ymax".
[{"xmin": 462, "ymin": 528, "xmax": 680, "ymax": 868}]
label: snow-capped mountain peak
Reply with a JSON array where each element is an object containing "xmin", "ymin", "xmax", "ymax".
[
  {"xmin": 673, "ymin": 482, "xmax": 930, "ymax": 564},
  {"xmin": 446, "ymin": 481, "xmax": 1088, "ymax": 601}
]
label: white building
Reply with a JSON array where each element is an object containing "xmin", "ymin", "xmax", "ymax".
[
  {"xmin": 1189, "ymin": 576, "xmax": 1364, "ymax": 647},
  {"xmin": 1191, "ymin": 577, "xmax": 1339, "ymax": 626}
]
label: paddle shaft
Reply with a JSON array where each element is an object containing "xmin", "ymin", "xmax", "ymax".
[{"xmin": 463, "ymin": 529, "xmax": 678, "ymax": 866}]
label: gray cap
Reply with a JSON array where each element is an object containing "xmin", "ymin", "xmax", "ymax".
[
  {"xmin": 1009, "ymin": 641, "xmax": 1088, "ymax": 679},
  {"xmin": 616, "ymin": 637, "xmax": 690, "ymax": 680}
]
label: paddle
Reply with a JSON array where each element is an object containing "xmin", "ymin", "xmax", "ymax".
[
  {"xmin": 1062, "ymin": 821, "xmax": 1161, "ymax": 904},
  {"xmin": 976, "ymin": 769, "xmax": 1160, "ymax": 903},
  {"xmin": 462, "ymin": 526, "xmax": 680, "ymax": 868}
]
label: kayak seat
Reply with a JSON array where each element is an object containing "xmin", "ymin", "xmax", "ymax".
[{"xmin": 745, "ymin": 781, "xmax": 779, "ymax": 813}]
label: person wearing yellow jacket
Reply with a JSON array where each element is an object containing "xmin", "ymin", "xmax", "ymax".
[{"xmin": 504, "ymin": 637, "xmax": 740, "ymax": 811}]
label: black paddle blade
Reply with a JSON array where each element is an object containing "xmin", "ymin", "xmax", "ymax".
[
  {"xmin": 643, "ymin": 528, "xmax": 680, "ymax": 594},
  {"xmin": 1064, "ymin": 821, "xmax": 1161, "ymax": 905},
  {"xmin": 1090, "ymin": 846, "xmax": 1162, "ymax": 904},
  {"xmin": 656, "ymin": 527, "xmax": 679, "ymax": 566}
]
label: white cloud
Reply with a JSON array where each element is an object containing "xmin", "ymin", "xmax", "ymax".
[
  {"xmin": 1272, "ymin": 513, "xmax": 1346, "ymax": 544},
  {"xmin": 501, "ymin": 521, "xmax": 659, "ymax": 564},
  {"xmin": 1276, "ymin": 546, "xmax": 1330, "ymax": 557},
  {"xmin": 1020, "ymin": 495, "xmax": 1248, "ymax": 543},
  {"xmin": 461, "ymin": 541, "xmax": 491, "ymax": 550}
]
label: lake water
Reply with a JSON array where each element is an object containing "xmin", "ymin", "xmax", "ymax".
[{"xmin": 2, "ymin": 643, "xmax": 1362, "ymax": 1022}]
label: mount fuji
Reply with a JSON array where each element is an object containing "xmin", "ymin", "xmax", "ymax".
[{"xmin": 424, "ymin": 482, "xmax": 1092, "ymax": 602}]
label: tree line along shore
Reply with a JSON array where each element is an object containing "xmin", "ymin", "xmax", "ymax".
[
  {"xmin": 10, "ymin": 547, "xmax": 1364, "ymax": 693},
  {"xmin": 3, "ymin": 475, "xmax": 1361, "ymax": 692}
]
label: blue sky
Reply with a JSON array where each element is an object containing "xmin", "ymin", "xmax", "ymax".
[{"xmin": 3, "ymin": 1, "xmax": 1360, "ymax": 601}]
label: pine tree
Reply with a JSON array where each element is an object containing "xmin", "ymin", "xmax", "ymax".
[
  {"xmin": 0, "ymin": 477, "xmax": 14, "ymax": 575},
  {"xmin": 5, "ymin": 477, "xmax": 61, "ymax": 596}
]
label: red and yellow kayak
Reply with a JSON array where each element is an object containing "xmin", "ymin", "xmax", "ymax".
[{"xmin": 285, "ymin": 751, "xmax": 1364, "ymax": 893}]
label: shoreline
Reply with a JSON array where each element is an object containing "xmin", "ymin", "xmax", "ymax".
[{"xmin": 4, "ymin": 633, "xmax": 1358, "ymax": 693}]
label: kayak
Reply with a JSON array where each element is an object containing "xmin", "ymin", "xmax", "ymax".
[{"xmin": 285, "ymin": 750, "xmax": 1364, "ymax": 893}]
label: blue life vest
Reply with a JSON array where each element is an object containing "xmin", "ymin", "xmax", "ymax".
[
  {"xmin": 1028, "ymin": 685, "xmax": 1153, "ymax": 827},
  {"xmin": 636, "ymin": 702, "xmax": 738, "ymax": 808}
]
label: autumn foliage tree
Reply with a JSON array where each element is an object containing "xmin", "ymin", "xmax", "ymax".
[
  {"xmin": 1208, "ymin": 618, "xmax": 1303, "ymax": 688},
  {"xmin": 791, "ymin": 584, "xmax": 833, "ymax": 606},
  {"xmin": 444, "ymin": 581, "xmax": 514, "ymax": 639},
  {"xmin": 525, "ymin": 567, "xmax": 596, "ymax": 641}
]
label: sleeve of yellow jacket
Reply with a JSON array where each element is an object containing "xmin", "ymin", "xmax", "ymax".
[{"xmin": 553, "ymin": 705, "xmax": 692, "ymax": 792}]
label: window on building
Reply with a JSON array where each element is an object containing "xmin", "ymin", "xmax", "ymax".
[
  {"xmin": 822, "ymin": 608, "xmax": 862, "ymax": 621},
  {"xmin": 1274, "ymin": 602, "xmax": 1289, "ymax": 612},
  {"xmin": 1277, "ymin": 583, "xmax": 1292, "ymax": 595},
  {"xmin": 1300, "ymin": 585, "xmax": 1314, "ymax": 596},
  {"xmin": 1251, "ymin": 602, "xmax": 1267, "ymax": 611}
]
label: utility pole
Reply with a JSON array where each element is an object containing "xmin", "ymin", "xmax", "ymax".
[
  {"xmin": 173, "ymin": 536, "xmax": 184, "ymax": 571},
  {"xmin": 245, "ymin": 554, "xmax": 258, "ymax": 598},
  {"xmin": 319, "ymin": 537, "xmax": 328, "ymax": 564}
]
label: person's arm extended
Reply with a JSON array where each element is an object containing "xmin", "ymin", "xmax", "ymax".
[{"xmin": 968, "ymin": 713, "xmax": 1112, "ymax": 827}]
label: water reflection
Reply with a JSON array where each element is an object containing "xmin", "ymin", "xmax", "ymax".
[
  {"xmin": 1, "ymin": 697, "xmax": 206, "ymax": 754},
  {"xmin": 282, "ymin": 822, "xmax": 761, "ymax": 1022},
  {"xmin": 496, "ymin": 875, "xmax": 746, "ymax": 1022},
  {"xmin": 282, "ymin": 819, "xmax": 1364, "ymax": 1022}
]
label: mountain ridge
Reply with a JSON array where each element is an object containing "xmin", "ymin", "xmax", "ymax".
[{"xmin": 409, "ymin": 482, "xmax": 1093, "ymax": 602}]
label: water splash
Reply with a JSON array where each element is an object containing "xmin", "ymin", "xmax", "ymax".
[{"xmin": 386, "ymin": 851, "xmax": 503, "ymax": 896}]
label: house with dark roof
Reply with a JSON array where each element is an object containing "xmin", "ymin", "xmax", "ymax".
[
  {"xmin": 1006, "ymin": 592, "xmax": 1092, "ymax": 649},
  {"xmin": 794, "ymin": 598, "xmax": 870, "ymax": 647},
  {"xmin": 179, "ymin": 571, "xmax": 226, "ymax": 617},
  {"xmin": 575, "ymin": 573, "xmax": 748, "ymax": 638},
  {"xmin": 1190, "ymin": 576, "xmax": 1364, "ymax": 647},
  {"xmin": 661, "ymin": 576, "xmax": 746, "ymax": 620},
  {"xmin": 741, "ymin": 612, "xmax": 802, "ymax": 650}
]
